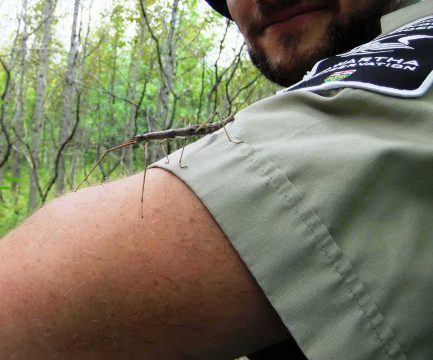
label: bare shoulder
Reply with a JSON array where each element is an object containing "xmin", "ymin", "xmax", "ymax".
[{"xmin": 0, "ymin": 169, "xmax": 288, "ymax": 359}]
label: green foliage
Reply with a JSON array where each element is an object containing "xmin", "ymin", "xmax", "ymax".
[
  {"xmin": 0, "ymin": 0, "xmax": 279, "ymax": 237},
  {"xmin": 0, "ymin": 171, "xmax": 30, "ymax": 237}
]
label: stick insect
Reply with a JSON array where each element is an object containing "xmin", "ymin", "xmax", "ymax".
[{"xmin": 75, "ymin": 113, "xmax": 241, "ymax": 217}]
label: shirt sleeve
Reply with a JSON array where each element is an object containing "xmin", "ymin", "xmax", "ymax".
[{"xmin": 151, "ymin": 88, "xmax": 433, "ymax": 360}]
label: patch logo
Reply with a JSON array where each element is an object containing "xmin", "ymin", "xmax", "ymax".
[
  {"xmin": 325, "ymin": 70, "xmax": 357, "ymax": 82},
  {"xmin": 282, "ymin": 15, "xmax": 433, "ymax": 98}
]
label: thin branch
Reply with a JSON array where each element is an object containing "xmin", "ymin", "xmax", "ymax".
[
  {"xmin": 196, "ymin": 59, "xmax": 206, "ymax": 121},
  {"xmin": 207, "ymin": 19, "xmax": 234, "ymax": 113},
  {"xmin": 47, "ymin": 65, "xmax": 140, "ymax": 107},
  {"xmin": 134, "ymin": 65, "xmax": 152, "ymax": 135},
  {"xmin": 230, "ymin": 74, "xmax": 261, "ymax": 103},
  {"xmin": 0, "ymin": 56, "xmax": 12, "ymax": 169},
  {"xmin": 139, "ymin": 0, "xmax": 175, "ymax": 94},
  {"xmin": 42, "ymin": 90, "xmax": 81, "ymax": 202},
  {"xmin": 26, "ymin": 0, "xmax": 57, "ymax": 39},
  {"xmin": 11, "ymin": 127, "xmax": 44, "ymax": 199}
]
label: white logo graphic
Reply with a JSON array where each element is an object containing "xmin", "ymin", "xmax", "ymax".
[{"xmin": 339, "ymin": 34, "xmax": 433, "ymax": 57}]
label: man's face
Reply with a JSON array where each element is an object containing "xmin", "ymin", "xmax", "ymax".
[{"xmin": 227, "ymin": 0, "xmax": 399, "ymax": 86}]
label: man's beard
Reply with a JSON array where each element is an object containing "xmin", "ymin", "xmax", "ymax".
[{"xmin": 247, "ymin": 0, "xmax": 396, "ymax": 87}]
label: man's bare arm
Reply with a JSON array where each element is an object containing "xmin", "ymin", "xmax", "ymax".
[{"xmin": 0, "ymin": 169, "xmax": 289, "ymax": 359}]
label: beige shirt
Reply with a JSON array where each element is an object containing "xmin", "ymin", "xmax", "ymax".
[{"xmin": 154, "ymin": 2, "xmax": 433, "ymax": 359}]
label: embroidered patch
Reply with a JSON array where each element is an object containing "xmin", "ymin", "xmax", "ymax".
[
  {"xmin": 282, "ymin": 15, "xmax": 433, "ymax": 98},
  {"xmin": 325, "ymin": 70, "xmax": 357, "ymax": 82}
]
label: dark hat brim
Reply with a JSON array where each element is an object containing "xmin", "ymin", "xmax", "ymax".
[{"xmin": 205, "ymin": 1, "xmax": 232, "ymax": 20}]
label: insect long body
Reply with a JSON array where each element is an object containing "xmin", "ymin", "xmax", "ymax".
[
  {"xmin": 74, "ymin": 114, "xmax": 238, "ymax": 193},
  {"xmin": 132, "ymin": 115, "xmax": 235, "ymax": 142}
]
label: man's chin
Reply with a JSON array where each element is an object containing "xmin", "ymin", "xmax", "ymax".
[
  {"xmin": 246, "ymin": 1, "xmax": 390, "ymax": 87},
  {"xmin": 247, "ymin": 46, "xmax": 322, "ymax": 87}
]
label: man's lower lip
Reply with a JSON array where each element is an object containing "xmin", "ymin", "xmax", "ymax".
[{"xmin": 264, "ymin": 9, "xmax": 327, "ymax": 34}]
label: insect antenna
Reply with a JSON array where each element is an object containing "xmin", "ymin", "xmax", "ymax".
[{"xmin": 74, "ymin": 139, "xmax": 137, "ymax": 192}]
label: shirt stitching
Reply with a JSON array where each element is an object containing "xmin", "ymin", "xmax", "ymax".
[{"xmin": 233, "ymin": 139, "xmax": 406, "ymax": 360}]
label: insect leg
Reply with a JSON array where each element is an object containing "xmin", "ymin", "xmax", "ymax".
[
  {"xmin": 159, "ymin": 139, "xmax": 170, "ymax": 164},
  {"xmin": 141, "ymin": 141, "xmax": 148, "ymax": 219},
  {"xmin": 178, "ymin": 137, "xmax": 188, "ymax": 169},
  {"xmin": 194, "ymin": 112, "xmax": 218, "ymax": 134},
  {"xmin": 218, "ymin": 114, "xmax": 243, "ymax": 144}
]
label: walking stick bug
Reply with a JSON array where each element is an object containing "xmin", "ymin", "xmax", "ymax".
[{"xmin": 75, "ymin": 113, "xmax": 241, "ymax": 217}]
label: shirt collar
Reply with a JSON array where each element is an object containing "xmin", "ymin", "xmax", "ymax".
[{"xmin": 381, "ymin": 0, "xmax": 433, "ymax": 34}]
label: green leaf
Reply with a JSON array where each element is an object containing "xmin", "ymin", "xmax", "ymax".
[{"xmin": 5, "ymin": 176, "xmax": 21, "ymax": 183}]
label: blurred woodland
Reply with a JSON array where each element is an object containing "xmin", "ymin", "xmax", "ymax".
[{"xmin": 0, "ymin": 0, "xmax": 278, "ymax": 236}]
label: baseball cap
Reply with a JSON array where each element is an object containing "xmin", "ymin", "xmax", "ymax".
[{"xmin": 205, "ymin": 0, "xmax": 232, "ymax": 20}]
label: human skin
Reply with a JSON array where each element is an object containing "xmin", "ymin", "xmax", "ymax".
[
  {"xmin": 227, "ymin": 0, "xmax": 401, "ymax": 86},
  {"xmin": 0, "ymin": 1, "xmax": 404, "ymax": 359},
  {"xmin": 0, "ymin": 170, "xmax": 289, "ymax": 359}
]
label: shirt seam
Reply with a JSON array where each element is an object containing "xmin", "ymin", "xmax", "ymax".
[{"xmin": 231, "ymin": 138, "xmax": 406, "ymax": 360}]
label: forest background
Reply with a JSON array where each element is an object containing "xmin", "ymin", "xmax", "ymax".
[{"xmin": 0, "ymin": 0, "xmax": 278, "ymax": 237}]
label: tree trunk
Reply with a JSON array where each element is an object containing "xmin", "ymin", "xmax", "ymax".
[
  {"xmin": 140, "ymin": 0, "xmax": 179, "ymax": 132},
  {"xmin": 68, "ymin": 0, "xmax": 92, "ymax": 190},
  {"xmin": 161, "ymin": 0, "xmax": 179, "ymax": 130},
  {"xmin": 28, "ymin": 0, "xmax": 55, "ymax": 212},
  {"xmin": 105, "ymin": 40, "xmax": 118, "ymax": 180},
  {"xmin": 124, "ymin": 16, "xmax": 146, "ymax": 172},
  {"xmin": 0, "ymin": 57, "xmax": 12, "ymax": 172},
  {"xmin": 55, "ymin": 0, "xmax": 80, "ymax": 195},
  {"xmin": 11, "ymin": 0, "xmax": 29, "ymax": 197}
]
